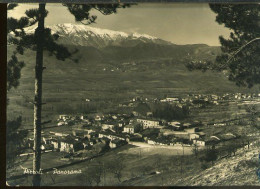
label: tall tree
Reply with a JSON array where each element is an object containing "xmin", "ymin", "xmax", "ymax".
[
  {"xmin": 8, "ymin": 3, "xmax": 131, "ymax": 186},
  {"xmin": 186, "ymin": 4, "xmax": 260, "ymax": 88},
  {"xmin": 6, "ymin": 4, "xmax": 29, "ymax": 181}
]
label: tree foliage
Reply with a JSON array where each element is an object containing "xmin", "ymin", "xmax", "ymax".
[
  {"xmin": 6, "ymin": 117, "xmax": 28, "ymax": 169},
  {"xmin": 152, "ymin": 103, "xmax": 190, "ymax": 121},
  {"xmin": 7, "ymin": 3, "xmax": 132, "ymax": 186},
  {"xmin": 186, "ymin": 4, "xmax": 260, "ymax": 88}
]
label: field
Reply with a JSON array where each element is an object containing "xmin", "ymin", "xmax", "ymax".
[{"xmin": 7, "ymin": 144, "xmax": 202, "ymax": 186}]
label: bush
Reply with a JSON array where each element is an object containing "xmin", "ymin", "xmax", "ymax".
[
  {"xmin": 201, "ymin": 162, "xmax": 210, "ymax": 170},
  {"xmin": 152, "ymin": 103, "xmax": 189, "ymax": 121}
]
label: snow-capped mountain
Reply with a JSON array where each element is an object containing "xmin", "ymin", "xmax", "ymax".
[{"xmin": 25, "ymin": 23, "xmax": 173, "ymax": 48}]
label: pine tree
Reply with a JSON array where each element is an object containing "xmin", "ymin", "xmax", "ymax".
[
  {"xmin": 6, "ymin": 4, "xmax": 29, "ymax": 180},
  {"xmin": 186, "ymin": 4, "xmax": 260, "ymax": 88},
  {"xmin": 8, "ymin": 3, "xmax": 131, "ymax": 186}
]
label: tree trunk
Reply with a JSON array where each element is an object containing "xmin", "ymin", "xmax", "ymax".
[{"xmin": 32, "ymin": 3, "xmax": 45, "ymax": 186}]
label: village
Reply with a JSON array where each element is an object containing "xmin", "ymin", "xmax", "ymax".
[{"xmin": 22, "ymin": 92, "xmax": 260, "ymax": 161}]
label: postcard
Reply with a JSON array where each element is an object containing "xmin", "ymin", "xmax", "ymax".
[{"xmin": 5, "ymin": 2, "xmax": 260, "ymax": 186}]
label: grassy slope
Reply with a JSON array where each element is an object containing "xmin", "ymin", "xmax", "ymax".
[{"xmin": 172, "ymin": 135, "xmax": 260, "ymax": 186}]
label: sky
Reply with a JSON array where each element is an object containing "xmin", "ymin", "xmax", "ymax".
[{"xmin": 8, "ymin": 3, "xmax": 231, "ymax": 46}]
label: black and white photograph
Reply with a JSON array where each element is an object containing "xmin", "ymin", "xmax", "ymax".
[{"xmin": 5, "ymin": 2, "xmax": 260, "ymax": 186}]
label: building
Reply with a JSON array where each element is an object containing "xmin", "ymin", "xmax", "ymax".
[
  {"xmin": 137, "ymin": 119, "xmax": 160, "ymax": 129},
  {"xmin": 147, "ymin": 139, "xmax": 156, "ymax": 145},
  {"xmin": 72, "ymin": 130, "xmax": 84, "ymax": 137},
  {"xmin": 102, "ymin": 124, "xmax": 114, "ymax": 130},
  {"xmin": 109, "ymin": 139, "xmax": 127, "ymax": 149},
  {"xmin": 183, "ymin": 123, "xmax": 192, "ymax": 128},
  {"xmin": 43, "ymin": 136, "xmax": 52, "ymax": 144},
  {"xmin": 146, "ymin": 112, "xmax": 153, "ymax": 117},
  {"xmin": 49, "ymin": 131, "xmax": 69, "ymax": 137},
  {"xmin": 50, "ymin": 138, "xmax": 60, "ymax": 150},
  {"xmin": 80, "ymin": 115, "xmax": 88, "ymax": 120},
  {"xmin": 60, "ymin": 137, "xmax": 84, "ymax": 153},
  {"xmin": 95, "ymin": 115, "xmax": 104, "ymax": 121},
  {"xmin": 98, "ymin": 131, "xmax": 125, "ymax": 141},
  {"xmin": 41, "ymin": 144, "xmax": 54, "ymax": 151},
  {"xmin": 123, "ymin": 125, "xmax": 135, "ymax": 134},
  {"xmin": 193, "ymin": 140, "xmax": 206, "ymax": 146},
  {"xmin": 189, "ymin": 133, "xmax": 200, "ymax": 140},
  {"xmin": 185, "ymin": 127, "xmax": 199, "ymax": 133},
  {"xmin": 59, "ymin": 115, "xmax": 71, "ymax": 121},
  {"xmin": 168, "ymin": 121, "xmax": 181, "ymax": 126}
]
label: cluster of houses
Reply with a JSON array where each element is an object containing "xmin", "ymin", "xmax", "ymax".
[
  {"xmin": 24, "ymin": 92, "xmax": 256, "ymax": 156},
  {"xmin": 50, "ymin": 112, "xmax": 230, "ymax": 151},
  {"xmin": 23, "ymin": 106, "xmax": 241, "ymax": 159}
]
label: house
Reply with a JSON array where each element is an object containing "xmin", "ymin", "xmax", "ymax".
[
  {"xmin": 118, "ymin": 121, "xmax": 125, "ymax": 127},
  {"xmin": 41, "ymin": 144, "xmax": 54, "ymax": 151},
  {"xmin": 26, "ymin": 138, "xmax": 34, "ymax": 148},
  {"xmin": 137, "ymin": 119, "xmax": 160, "ymax": 129},
  {"xmin": 57, "ymin": 121, "xmax": 65, "ymax": 126},
  {"xmin": 80, "ymin": 115, "xmax": 88, "ymax": 120},
  {"xmin": 161, "ymin": 97, "xmax": 179, "ymax": 102},
  {"xmin": 123, "ymin": 125, "xmax": 135, "ymax": 134},
  {"xmin": 109, "ymin": 139, "xmax": 127, "ymax": 149},
  {"xmin": 168, "ymin": 121, "xmax": 181, "ymax": 126},
  {"xmin": 94, "ymin": 115, "xmax": 103, "ymax": 121},
  {"xmin": 112, "ymin": 115, "xmax": 117, "ymax": 120},
  {"xmin": 60, "ymin": 136, "xmax": 84, "ymax": 153},
  {"xmin": 102, "ymin": 124, "xmax": 114, "ymax": 130},
  {"xmin": 49, "ymin": 131, "xmax": 69, "ymax": 137},
  {"xmin": 185, "ymin": 127, "xmax": 199, "ymax": 133},
  {"xmin": 147, "ymin": 139, "xmax": 156, "ymax": 145},
  {"xmin": 98, "ymin": 131, "xmax": 125, "ymax": 141},
  {"xmin": 189, "ymin": 133, "xmax": 200, "ymax": 140},
  {"xmin": 193, "ymin": 140, "xmax": 206, "ymax": 146},
  {"xmin": 43, "ymin": 136, "xmax": 52, "ymax": 144},
  {"xmin": 100, "ymin": 137, "xmax": 110, "ymax": 145},
  {"xmin": 214, "ymin": 123, "xmax": 226, "ymax": 127},
  {"xmin": 83, "ymin": 130, "xmax": 95, "ymax": 137},
  {"xmin": 197, "ymin": 132, "xmax": 206, "ymax": 138},
  {"xmin": 80, "ymin": 138, "xmax": 90, "ymax": 148},
  {"xmin": 59, "ymin": 115, "xmax": 70, "ymax": 121},
  {"xmin": 146, "ymin": 112, "xmax": 153, "ymax": 117},
  {"xmin": 183, "ymin": 123, "xmax": 192, "ymax": 128},
  {"xmin": 171, "ymin": 125, "xmax": 182, "ymax": 131},
  {"xmin": 166, "ymin": 97, "xmax": 179, "ymax": 102},
  {"xmin": 132, "ymin": 111, "xmax": 140, "ymax": 117},
  {"xmin": 50, "ymin": 138, "xmax": 60, "ymax": 150},
  {"xmin": 72, "ymin": 130, "xmax": 84, "ymax": 137},
  {"xmin": 85, "ymin": 132, "xmax": 99, "ymax": 139}
]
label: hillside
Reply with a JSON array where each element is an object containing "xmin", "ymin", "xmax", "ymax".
[
  {"xmin": 8, "ymin": 23, "xmax": 252, "ymax": 96},
  {"xmin": 172, "ymin": 135, "xmax": 260, "ymax": 186}
]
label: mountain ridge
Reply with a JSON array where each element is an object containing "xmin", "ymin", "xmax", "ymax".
[{"xmin": 24, "ymin": 23, "xmax": 174, "ymax": 48}]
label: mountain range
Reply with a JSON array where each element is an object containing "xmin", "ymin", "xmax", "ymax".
[
  {"xmin": 8, "ymin": 23, "xmax": 253, "ymax": 98},
  {"xmin": 25, "ymin": 23, "xmax": 173, "ymax": 48}
]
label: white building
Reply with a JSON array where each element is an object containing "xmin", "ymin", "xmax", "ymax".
[
  {"xmin": 123, "ymin": 125, "xmax": 135, "ymax": 134},
  {"xmin": 137, "ymin": 119, "xmax": 160, "ymax": 129},
  {"xmin": 59, "ymin": 115, "xmax": 70, "ymax": 121},
  {"xmin": 193, "ymin": 140, "xmax": 206, "ymax": 146},
  {"xmin": 189, "ymin": 133, "xmax": 200, "ymax": 140},
  {"xmin": 102, "ymin": 124, "xmax": 114, "ymax": 130}
]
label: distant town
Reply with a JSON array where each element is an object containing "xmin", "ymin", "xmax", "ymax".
[{"xmin": 20, "ymin": 92, "xmax": 260, "ymax": 161}]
